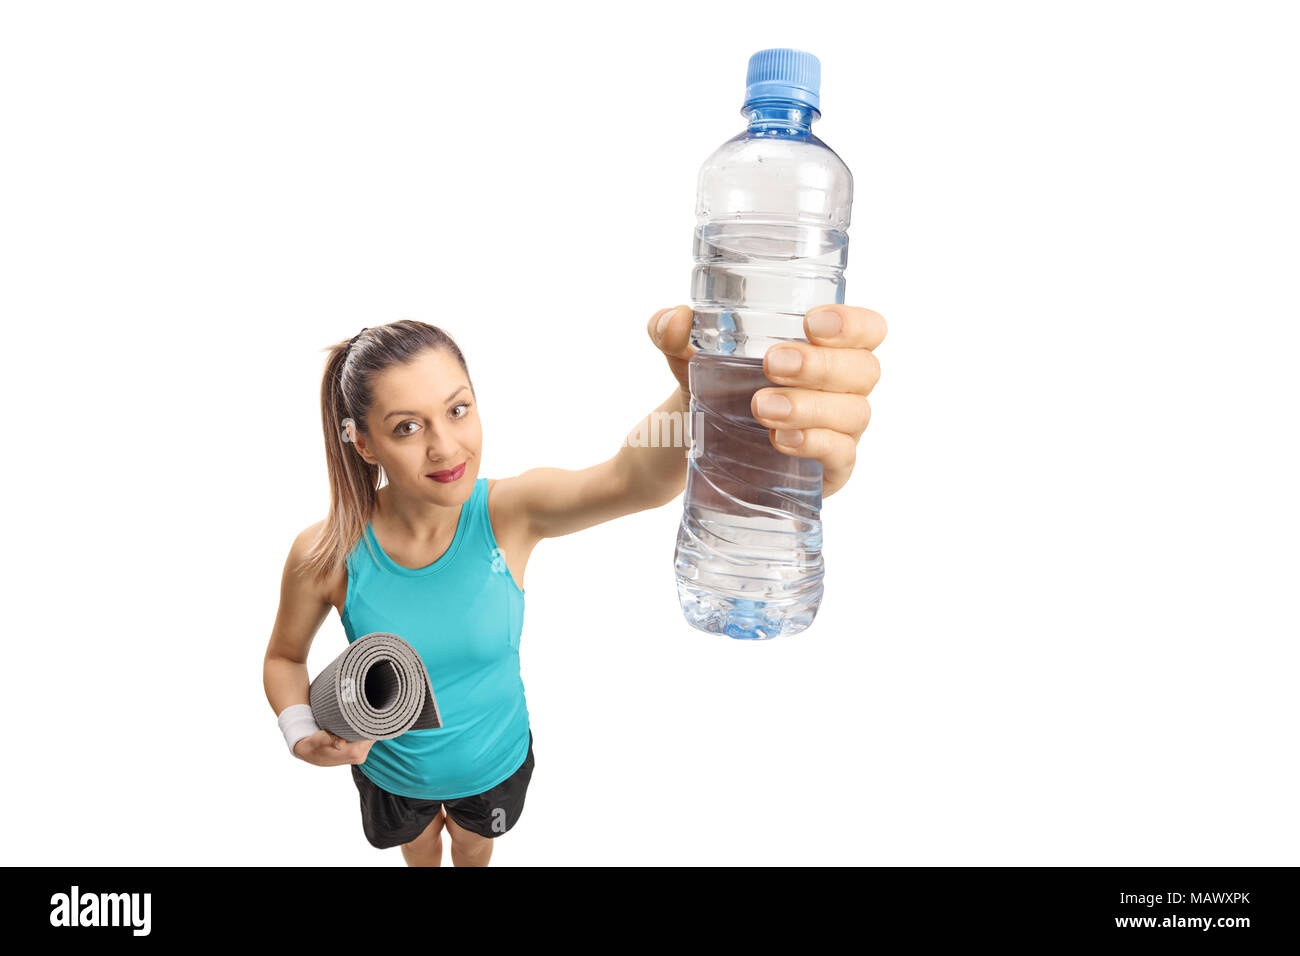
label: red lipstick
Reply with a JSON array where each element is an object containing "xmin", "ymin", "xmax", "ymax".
[{"xmin": 427, "ymin": 462, "xmax": 466, "ymax": 483}]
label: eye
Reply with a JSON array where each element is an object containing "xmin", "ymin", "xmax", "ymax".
[
  {"xmin": 393, "ymin": 420, "xmax": 421, "ymax": 437},
  {"xmin": 451, "ymin": 402, "xmax": 472, "ymax": 420}
]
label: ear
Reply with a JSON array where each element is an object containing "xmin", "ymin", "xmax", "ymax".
[{"xmin": 349, "ymin": 430, "xmax": 379, "ymax": 467}]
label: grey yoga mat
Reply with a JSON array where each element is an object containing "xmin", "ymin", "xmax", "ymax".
[{"xmin": 308, "ymin": 631, "xmax": 442, "ymax": 741}]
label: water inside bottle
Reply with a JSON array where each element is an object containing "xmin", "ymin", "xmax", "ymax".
[
  {"xmin": 675, "ymin": 351, "xmax": 824, "ymax": 640},
  {"xmin": 690, "ymin": 221, "xmax": 848, "ymax": 360}
]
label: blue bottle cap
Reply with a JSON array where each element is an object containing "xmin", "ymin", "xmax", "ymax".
[{"xmin": 742, "ymin": 48, "xmax": 821, "ymax": 118}]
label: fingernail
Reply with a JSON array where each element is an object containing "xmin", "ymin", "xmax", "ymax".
[
  {"xmin": 774, "ymin": 428, "xmax": 804, "ymax": 447},
  {"xmin": 755, "ymin": 392, "xmax": 791, "ymax": 420},
  {"xmin": 656, "ymin": 308, "xmax": 675, "ymax": 338},
  {"xmin": 768, "ymin": 348, "xmax": 802, "ymax": 377},
  {"xmin": 808, "ymin": 309, "xmax": 842, "ymax": 338}
]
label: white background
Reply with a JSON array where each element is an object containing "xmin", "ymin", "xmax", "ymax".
[{"xmin": 2, "ymin": 1, "xmax": 1296, "ymax": 866}]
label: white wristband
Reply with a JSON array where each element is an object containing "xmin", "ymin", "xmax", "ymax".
[{"xmin": 278, "ymin": 703, "xmax": 321, "ymax": 757}]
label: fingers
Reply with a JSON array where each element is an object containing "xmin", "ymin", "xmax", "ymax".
[
  {"xmin": 764, "ymin": 339, "xmax": 881, "ymax": 396},
  {"xmin": 751, "ymin": 387, "xmax": 872, "ymax": 440},
  {"xmin": 768, "ymin": 426, "xmax": 857, "ymax": 496},
  {"xmin": 325, "ymin": 737, "xmax": 368, "ymax": 765},
  {"xmin": 761, "ymin": 304, "xmax": 885, "ymax": 396},
  {"xmin": 804, "ymin": 304, "xmax": 887, "ymax": 351},
  {"xmin": 294, "ymin": 730, "xmax": 370, "ymax": 767},
  {"xmin": 760, "ymin": 304, "xmax": 883, "ymax": 496},
  {"xmin": 647, "ymin": 305, "xmax": 696, "ymax": 360}
]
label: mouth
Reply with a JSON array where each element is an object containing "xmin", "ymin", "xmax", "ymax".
[{"xmin": 426, "ymin": 462, "xmax": 467, "ymax": 483}]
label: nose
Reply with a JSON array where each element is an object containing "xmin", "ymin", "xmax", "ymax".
[{"xmin": 424, "ymin": 424, "xmax": 459, "ymax": 464}]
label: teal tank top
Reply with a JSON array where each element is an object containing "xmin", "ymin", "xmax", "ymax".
[{"xmin": 340, "ymin": 476, "xmax": 529, "ymax": 800}]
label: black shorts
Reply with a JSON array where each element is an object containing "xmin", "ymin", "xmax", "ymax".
[{"xmin": 350, "ymin": 728, "xmax": 534, "ymax": 848}]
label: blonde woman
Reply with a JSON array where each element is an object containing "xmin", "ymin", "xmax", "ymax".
[{"xmin": 263, "ymin": 303, "xmax": 886, "ymax": 866}]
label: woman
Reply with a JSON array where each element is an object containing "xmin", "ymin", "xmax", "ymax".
[{"xmin": 263, "ymin": 303, "xmax": 886, "ymax": 866}]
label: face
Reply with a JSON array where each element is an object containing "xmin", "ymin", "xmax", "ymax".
[{"xmin": 352, "ymin": 347, "xmax": 481, "ymax": 502}]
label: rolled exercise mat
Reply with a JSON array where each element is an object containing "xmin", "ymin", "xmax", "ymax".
[{"xmin": 308, "ymin": 631, "xmax": 442, "ymax": 741}]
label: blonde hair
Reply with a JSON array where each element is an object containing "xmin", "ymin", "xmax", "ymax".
[{"xmin": 296, "ymin": 320, "xmax": 473, "ymax": 585}]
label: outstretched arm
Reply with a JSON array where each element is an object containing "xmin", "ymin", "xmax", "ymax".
[{"xmin": 497, "ymin": 303, "xmax": 886, "ymax": 543}]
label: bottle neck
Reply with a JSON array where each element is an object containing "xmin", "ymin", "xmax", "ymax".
[{"xmin": 743, "ymin": 100, "xmax": 817, "ymax": 134}]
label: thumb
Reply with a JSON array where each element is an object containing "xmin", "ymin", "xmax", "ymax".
[
  {"xmin": 648, "ymin": 306, "xmax": 693, "ymax": 355},
  {"xmin": 647, "ymin": 306, "xmax": 695, "ymax": 390}
]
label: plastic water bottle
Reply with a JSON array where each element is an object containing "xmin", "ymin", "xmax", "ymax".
[{"xmin": 674, "ymin": 48, "xmax": 853, "ymax": 640}]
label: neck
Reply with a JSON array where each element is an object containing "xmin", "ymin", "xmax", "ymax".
[
  {"xmin": 374, "ymin": 482, "xmax": 464, "ymax": 544},
  {"xmin": 744, "ymin": 101, "xmax": 816, "ymax": 135}
]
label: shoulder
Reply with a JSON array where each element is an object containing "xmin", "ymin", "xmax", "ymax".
[
  {"xmin": 484, "ymin": 476, "xmax": 515, "ymax": 519},
  {"xmin": 485, "ymin": 476, "xmax": 541, "ymax": 549},
  {"xmin": 286, "ymin": 519, "xmax": 324, "ymax": 571},
  {"xmin": 485, "ymin": 477, "xmax": 508, "ymax": 523},
  {"xmin": 288, "ymin": 518, "xmax": 327, "ymax": 565},
  {"xmin": 284, "ymin": 518, "xmax": 346, "ymax": 606}
]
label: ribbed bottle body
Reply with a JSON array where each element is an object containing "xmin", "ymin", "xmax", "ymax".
[{"xmin": 674, "ymin": 99, "xmax": 852, "ymax": 640}]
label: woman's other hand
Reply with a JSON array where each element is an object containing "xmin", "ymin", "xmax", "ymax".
[{"xmin": 292, "ymin": 729, "xmax": 376, "ymax": 767}]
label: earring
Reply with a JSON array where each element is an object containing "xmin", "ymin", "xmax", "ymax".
[{"xmin": 341, "ymin": 418, "xmax": 356, "ymax": 443}]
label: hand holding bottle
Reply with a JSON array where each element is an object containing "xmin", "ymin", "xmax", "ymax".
[{"xmin": 649, "ymin": 302, "xmax": 886, "ymax": 499}]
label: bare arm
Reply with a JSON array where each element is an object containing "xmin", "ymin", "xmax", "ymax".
[
  {"xmin": 617, "ymin": 385, "xmax": 692, "ymax": 513},
  {"xmin": 263, "ymin": 521, "xmax": 373, "ymax": 765},
  {"xmin": 496, "ymin": 297, "xmax": 888, "ymax": 544},
  {"xmin": 495, "ymin": 385, "xmax": 691, "ymax": 543},
  {"xmin": 263, "ymin": 522, "xmax": 332, "ymax": 717}
]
